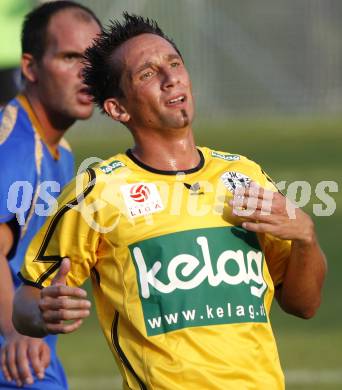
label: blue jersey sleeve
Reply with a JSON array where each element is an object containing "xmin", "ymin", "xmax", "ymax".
[{"xmin": 0, "ymin": 106, "xmax": 37, "ymax": 224}]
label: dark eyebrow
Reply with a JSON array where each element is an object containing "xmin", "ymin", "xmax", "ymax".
[
  {"xmin": 167, "ymin": 54, "xmax": 181, "ymax": 62},
  {"xmin": 59, "ymin": 51, "xmax": 84, "ymax": 58},
  {"xmin": 132, "ymin": 54, "xmax": 182, "ymax": 77},
  {"xmin": 134, "ymin": 61, "xmax": 154, "ymax": 76}
]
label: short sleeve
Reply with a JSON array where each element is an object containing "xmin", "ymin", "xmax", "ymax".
[
  {"xmin": 260, "ymin": 234, "xmax": 291, "ymax": 287},
  {"xmin": 0, "ymin": 108, "xmax": 36, "ymax": 224},
  {"xmin": 19, "ymin": 169, "xmax": 100, "ymax": 288}
]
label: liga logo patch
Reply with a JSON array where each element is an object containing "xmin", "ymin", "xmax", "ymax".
[
  {"xmin": 221, "ymin": 171, "xmax": 251, "ymax": 194},
  {"xmin": 130, "ymin": 184, "xmax": 150, "ymax": 202},
  {"xmin": 121, "ymin": 183, "xmax": 164, "ymax": 218}
]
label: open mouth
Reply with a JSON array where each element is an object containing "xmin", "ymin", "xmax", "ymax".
[
  {"xmin": 79, "ymin": 87, "xmax": 90, "ymax": 95},
  {"xmin": 77, "ymin": 87, "xmax": 93, "ymax": 104},
  {"xmin": 166, "ymin": 95, "xmax": 186, "ymax": 105}
]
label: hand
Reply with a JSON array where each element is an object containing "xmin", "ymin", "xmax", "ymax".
[
  {"xmin": 0, "ymin": 331, "xmax": 50, "ymax": 387},
  {"xmin": 39, "ymin": 258, "xmax": 91, "ymax": 334},
  {"xmin": 229, "ymin": 182, "xmax": 315, "ymax": 244}
]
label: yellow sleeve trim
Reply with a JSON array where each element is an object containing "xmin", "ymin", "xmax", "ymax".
[{"xmin": 0, "ymin": 103, "xmax": 18, "ymax": 145}]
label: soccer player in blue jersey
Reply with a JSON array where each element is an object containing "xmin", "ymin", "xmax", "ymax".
[{"xmin": 0, "ymin": 1, "xmax": 101, "ymax": 388}]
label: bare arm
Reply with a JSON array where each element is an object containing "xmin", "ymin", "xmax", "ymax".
[
  {"xmin": 0, "ymin": 223, "xmax": 15, "ymax": 337},
  {"xmin": 0, "ymin": 223, "xmax": 50, "ymax": 386},
  {"xmin": 230, "ymin": 182, "xmax": 327, "ymax": 319},
  {"xmin": 13, "ymin": 258, "xmax": 91, "ymax": 337},
  {"xmin": 275, "ymin": 231, "xmax": 326, "ymax": 318},
  {"xmin": 12, "ymin": 285, "xmax": 47, "ymax": 338}
]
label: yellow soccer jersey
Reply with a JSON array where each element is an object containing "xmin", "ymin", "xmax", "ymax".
[{"xmin": 20, "ymin": 146, "xmax": 291, "ymax": 390}]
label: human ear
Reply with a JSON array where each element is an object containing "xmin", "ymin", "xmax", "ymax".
[
  {"xmin": 103, "ymin": 98, "xmax": 130, "ymax": 123},
  {"xmin": 21, "ymin": 53, "xmax": 38, "ymax": 83}
]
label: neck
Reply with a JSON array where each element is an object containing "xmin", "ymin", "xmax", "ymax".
[
  {"xmin": 24, "ymin": 89, "xmax": 74, "ymax": 149},
  {"xmin": 130, "ymin": 126, "xmax": 199, "ymax": 171}
]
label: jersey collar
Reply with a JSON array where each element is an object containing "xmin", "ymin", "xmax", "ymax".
[{"xmin": 126, "ymin": 148, "xmax": 205, "ymax": 175}]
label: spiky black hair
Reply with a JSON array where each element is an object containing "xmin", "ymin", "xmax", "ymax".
[{"xmin": 82, "ymin": 12, "xmax": 182, "ymax": 112}]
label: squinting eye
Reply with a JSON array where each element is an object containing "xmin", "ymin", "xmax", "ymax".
[
  {"xmin": 64, "ymin": 54, "xmax": 77, "ymax": 62},
  {"xmin": 170, "ymin": 62, "xmax": 180, "ymax": 68},
  {"xmin": 140, "ymin": 71, "xmax": 153, "ymax": 80}
]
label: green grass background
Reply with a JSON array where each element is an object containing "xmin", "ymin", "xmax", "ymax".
[{"xmin": 60, "ymin": 117, "xmax": 342, "ymax": 389}]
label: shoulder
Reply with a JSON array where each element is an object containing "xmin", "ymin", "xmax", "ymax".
[
  {"xmin": 54, "ymin": 155, "xmax": 127, "ymax": 221},
  {"xmin": 0, "ymin": 97, "xmax": 33, "ymax": 147},
  {"xmin": 94, "ymin": 154, "xmax": 127, "ymax": 176},
  {"xmin": 201, "ymin": 146, "xmax": 261, "ymax": 170},
  {"xmin": 201, "ymin": 146, "xmax": 275, "ymax": 189},
  {"xmin": 0, "ymin": 98, "xmax": 36, "ymax": 172},
  {"xmin": 62, "ymin": 154, "xmax": 128, "ymax": 199},
  {"xmin": 201, "ymin": 146, "xmax": 242, "ymax": 163}
]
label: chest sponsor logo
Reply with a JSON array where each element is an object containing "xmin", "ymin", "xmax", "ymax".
[
  {"xmin": 221, "ymin": 171, "xmax": 251, "ymax": 194},
  {"xmin": 121, "ymin": 183, "xmax": 164, "ymax": 218},
  {"xmin": 129, "ymin": 226, "xmax": 268, "ymax": 336}
]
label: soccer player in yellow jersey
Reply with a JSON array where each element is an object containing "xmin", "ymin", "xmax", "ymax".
[{"xmin": 13, "ymin": 13, "xmax": 326, "ymax": 389}]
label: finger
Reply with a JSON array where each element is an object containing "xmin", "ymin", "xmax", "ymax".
[
  {"xmin": 46, "ymin": 319, "xmax": 84, "ymax": 334},
  {"xmin": 0, "ymin": 347, "xmax": 12, "ymax": 382},
  {"xmin": 42, "ymin": 308, "xmax": 90, "ymax": 323},
  {"xmin": 235, "ymin": 209, "xmax": 275, "ymax": 223},
  {"xmin": 51, "ymin": 258, "xmax": 71, "ymax": 286},
  {"xmin": 242, "ymin": 221, "xmax": 275, "ymax": 233},
  {"xmin": 240, "ymin": 182, "xmax": 274, "ymax": 200},
  {"xmin": 40, "ymin": 296, "xmax": 91, "ymax": 311},
  {"xmin": 17, "ymin": 341, "xmax": 34, "ymax": 385},
  {"xmin": 39, "ymin": 343, "xmax": 51, "ymax": 370},
  {"xmin": 231, "ymin": 204, "xmax": 256, "ymax": 217},
  {"xmin": 232, "ymin": 181, "xmax": 258, "ymax": 197},
  {"xmin": 28, "ymin": 342, "xmax": 46, "ymax": 380},
  {"xmin": 41, "ymin": 285, "xmax": 87, "ymax": 299},
  {"xmin": 259, "ymin": 199, "xmax": 273, "ymax": 215},
  {"xmin": 229, "ymin": 198, "xmax": 272, "ymax": 215},
  {"xmin": 6, "ymin": 344, "xmax": 22, "ymax": 387},
  {"xmin": 230, "ymin": 198, "xmax": 273, "ymax": 215}
]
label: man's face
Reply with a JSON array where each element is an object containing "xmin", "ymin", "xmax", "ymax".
[
  {"xmin": 114, "ymin": 33, "xmax": 195, "ymax": 131},
  {"xmin": 35, "ymin": 10, "xmax": 100, "ymax": 122}
]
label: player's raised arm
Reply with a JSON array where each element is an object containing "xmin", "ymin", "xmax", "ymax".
[
  {"xmin": 13, "ymin": 258, "xmax": 91, "ymax": 337},
  {"xmin": 230, "ymin": 181, "xmax": 327, "ymax": 318}
]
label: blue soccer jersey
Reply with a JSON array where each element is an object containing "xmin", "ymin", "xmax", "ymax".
[{"xmin": 0, "ymin": 95, "xmax": 74, "ymax": 389}]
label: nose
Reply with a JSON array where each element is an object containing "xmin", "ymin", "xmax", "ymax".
[
  {"xmin": 77, "ymin": 60, "xmax": 84, "ymax": 80},
  {"xmin": 161, "ymin": 68, "xmax": 179, "ymax": 90},
  {"xmin": 74, "ymin": 57, "xmax": 84, "ymax": 80}
]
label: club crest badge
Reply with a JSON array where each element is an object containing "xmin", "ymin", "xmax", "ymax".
[{"xmin": 221, "ymin": 171, "xmax": 251, "ymax": 194}]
